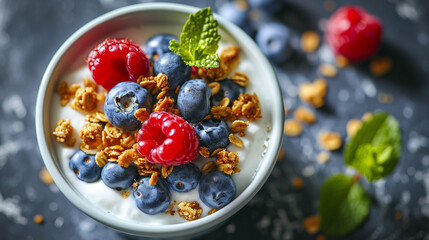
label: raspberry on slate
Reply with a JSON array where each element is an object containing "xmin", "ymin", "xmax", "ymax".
[
  {"xmin": 136, "ymin": 112, "xmax": 199, "ymax": 166},
  {"xmin": 325, "ymin": 6, "xmax": 383, "ymax": 61},
  {"xmin": 87, "ymin": 39, "xmax": 150, "ymax": 90}
]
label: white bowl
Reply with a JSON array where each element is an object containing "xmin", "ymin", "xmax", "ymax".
[{"xmin": 36, "ymin": 3, "xmax": 284, "ymax": 238}]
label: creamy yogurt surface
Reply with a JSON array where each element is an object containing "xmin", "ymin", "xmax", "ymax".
[{"xmin": 50, "ymin": 25, "xmax": 270, "ymax": 225}]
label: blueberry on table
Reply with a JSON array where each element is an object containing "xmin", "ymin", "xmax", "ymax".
[
  {"xmin": 69, "ymin": 150, "xmax": 101, "ymax": 182},
  {"xmin": 144, "ymin": 34, "xmax": 178, "ymax": 61},
  {"xmin": 153, "ymin": 52, "xmax": 191, "ymax": 90},
  {"xmin": 166, "ymin": 163, "xmax": 202, "ymax": 192},
  {"xmin": 177, "ymin": 79, "xmax": 212, "ymax": 123},
  {"xmin": 256, "ymin": 23, "xmax": 292, "ymax": 64},
  {"xmin": 217, "ymin": 3, "xmax": 253, "ymax": 35},
  {"xmin": 213, "ymin": 79, "xmax": 245, "ymax": 105},
  {"xmin": 101, "ymin": 162, "xmax": 138, "ymax": 191},
  {"xmin": 195, "ymin": 118, "xmax": 231, "ymax": 153},
  {"xmin": 104, "ymin": 82, "xmax": 152, "ymax": 132},
  {"xmin": 199, "ymin": 171, "xmax": 236, "ymax": 209},
  {"xmin": 133, "ymin": 177, "xmax": 171, "ymax": 215}
]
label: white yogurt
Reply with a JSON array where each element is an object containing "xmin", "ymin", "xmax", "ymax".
[{"xmin": 50, "ymin": 25, "xmax": 268, "ymax": 225}]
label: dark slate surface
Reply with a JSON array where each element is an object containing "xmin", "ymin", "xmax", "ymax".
[{"xmin": 1, "ymin": 0, "xmax": 428, "ymax": 239}]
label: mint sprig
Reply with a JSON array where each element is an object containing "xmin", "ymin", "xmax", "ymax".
[
  {"xmin": 169, "ymin": 7, "xmax": 221, "ymax": 68},
  {"xmin": 345, "ymin": 112, "xmax": 401, "ymax": 182},
  {"xmin": 319, "ymin": 174, "xmax": 371, "ymax": 236}
]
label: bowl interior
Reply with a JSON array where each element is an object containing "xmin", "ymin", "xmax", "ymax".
[{"xmin": 36, "ymin": 3, "xmax": 283, "ymax": 238}]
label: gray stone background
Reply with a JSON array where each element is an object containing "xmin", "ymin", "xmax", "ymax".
[{"xmin": 0, "ymin": 0, "xmax": 428, "ymax": 239}]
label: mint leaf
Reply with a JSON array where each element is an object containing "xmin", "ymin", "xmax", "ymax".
[
  {"xmin": 345, "ymin": 112, "xmax": 401, "ymax": 182},
  {"xmin": 169, "ymin": 7, "xmax": 221, "ymax": 68},
  {"xmin": 319, "ymin": 174, "xmax": 370, "ymax": 236}
]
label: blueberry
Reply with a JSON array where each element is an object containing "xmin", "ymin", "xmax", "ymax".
[
  {"xmin": 199, "ymin": 171, "xmax": 236, "ymax": 209},
  {"xmin": 133, "ymin": 177, "xmax": 171, "ymax": 215},
  {"xmin": 256, "ymin": 23, "xmax": 292, "ymax": 63},
  {"xmin": 248, "ymin": 0, "xmax": 283, "ymax": 13},
  {"xmin": 101, "ymin": 162, "xmax": 138, "ymax": 190},
  {"xmin": 104, "ymin": 82, "xmax": 152, "ymax": 132},
  {"xmin": 166, "ymin": 164, "xmax": 202, "ymax": 192},
  {"xmin": 217, "ymin": 3, "xmax": 253, "ymax": 35},
  {"xmin": 153, "ymin": 52, "xmax": 191, "ymax": 90},
  {"xmin": 213, "ymin": 79, "xmax": 245, "ymax": 105},
  {"xmin": 69, "ymin": 150, "xmax": 101, "ymax": 182},
  {"xmin": 144, "ymin": 34, "xmax": 178, "ymax": 61},
  {"xmin": 195, "ymin": 119, "xmax": 230, "ymax": 153},
  {"xmin": 177, "ymin": 79, "xmax": 212, "ymax": 123}
]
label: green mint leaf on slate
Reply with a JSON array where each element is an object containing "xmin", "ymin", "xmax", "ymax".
[
  {"xmin": 345, "ymin": 112, "xmax": 401, "ymax": 182},
  {"xmin": 319, "ymin": 174, "xmax": 370, "ymax": 236},
  {"xmin": 168, "ymin": 7, "xmax": 221, "ymax": 68}
]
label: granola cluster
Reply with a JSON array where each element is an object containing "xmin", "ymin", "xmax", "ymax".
[
  {"xmin": 53, "ymin": 119, "xmax": 75, "ymax": 147},
  {"xmin": 216, "ymin": 149, "xmax": 240, "ymax": 175},
  {"xmin": 176, "ymin": 201, "xmax": 203, "ymax": 221}
]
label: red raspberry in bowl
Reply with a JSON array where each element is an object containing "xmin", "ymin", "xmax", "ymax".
[
  {"xmin": 136, "ymin": 112, "xmax": 199, "ymax": 166},
  {"xmin": 325, "ymin": 6, "xmax": 383, "ymax": 61},
  {"xmin": 87, "ymin": 39, "xmax": 150, "ymax": 90}
]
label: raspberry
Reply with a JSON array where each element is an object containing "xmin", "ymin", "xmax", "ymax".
[
  {"xmin": 87, "ymin": 39, "xmax": 150, "ymax": 90},
  {"xmin": 136, "ymin": 112, "xmax": 199, "ymax": 166},
  {"xmin": 325, "ymin": 6, "xmax": 383, "ymax": 61}
]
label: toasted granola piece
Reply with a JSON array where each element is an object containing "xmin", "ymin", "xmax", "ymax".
[
  {"xmin": 134, "ymin": 108, "xmax": 150, "ymax": 123},
  {"xmin": 122, "ymin": 190, "xmax": 130, "ymax": 199},
  {"xmin": 155, "ymin": 73, "xmax": 170, "ymax": 100},
  {"xmin": 53, "ymin": 119, "xmax": 74, "ymax": 144},
  {"xmin": 230, "ymin": 120, "xmax": 248, "ymax": 137},
  {"xmin": 208, "ymin": 82, "xmax": 221, "ymax": 95},
  {"xmin": 292, "ymin": 177, "xmax": 304, "ymax": 189},
  {"xmin": 317, "ymin": 152, "xmax": 330, "ymax": 164},
  {"xmin": 118, "ymin": 149, "xmax": 138, "ymax": 167},
  {"xmin": 161, "ymin": 165, "xmax": 174, "ymax": 179},
  {"xmin": 33, "ymin": 214, "xmax": 44, "ymax": 224},
  {"xmin": 216, "ymin": 149, "xmax": 240, "ymax": 175},
  {"xmin": 70, "ymin": 87, "xmax": 98, "ymax": 112},
  {"xmin": 362, "ymin": 112, "xmax": 373, "ymax": 121},
  {"xmin": 370, "ymin": 57, "xmax": 392, "ymax": 77},
  {"xmin": 102, "ymin": 123, "xmax": 122, "ymax": 147},
  {"xmin": 302, "ymin": 215, "xmax": 320, "ymax": 234},
  {"xmin": 149, "ymin": 172, "xmax": 159, "ymax": 185},
  {"xmin": 201, "ymin": 161, "xmax": 217, "ymax": 174},
  {"xmin": 165, "ymin": 200, "xmax": 176, "ymax": 216},
  {"xmin": 294, "ymin": 107, "xmax": 316, "ymax": 124},
  {"xmin": 39, "ymin": 167, "xmax": 54, "ymax": 184},
  {"xmin": 137, "ymin": 75, "xmax": 158, "ymax": 94},
  {"xmin": 83, "ymin": 78, "xmax": 98, "ymax": 91},
  {"xmin": 301, "ymin": 31, "xmax": 320, "ymax": 53},
  {"xmin": 228, "ymin": 134, "xmax": 244, "ymax": 148},
  {"xmin": 335, "ymin": 55, "xmax": 349, "ymax": 68},
  {"xmin": 134, "ymin": 157, "xmax": 159, "ymax": 176},
  {"xmin": 153, "ymin": 96, "xmax": 180, "ymax": 115},
  {"xmin": 211, "ymin": 148, "xmax": 225, "ymax": 157},
  {"xmin": 177, "ymin": 201, "xmax": 203, "ymax": 221},
  {"xmin": 230, "ymin": 72, "xmax": 249, "ymax": 86},
  {"xmin": 318, "ymin": 64, "xmax": 337, "ymax": 77},
  {"xmin": 298, "ymin": 78, "xmax": 327, "ymax": 108},
  {"xmin": 219, "ymin": 97, "xmax": 230, "ymax": 107},
  {"xmin": 211, "ymin": 106, "xmax": 232, "ymax": 119},
  {"xmin": 199, "ymin": 146, "xmax": 210, "ymax": 158},
  {"xmin": 58, "ymin": 82, "xmax": 81, "ymax": 107},
  {"xmin": 196, "ymin": 46, "xmax": 241, "ymax": 81},
  {"xmin": 318, "ymin": 131, "xmax": 342, "ymax": 151},
  {"xmin": 284, "ymin": 119, "xmax": 302, "ymax": 136},
  {"xmin": 346, "ymin": 119, "xmax": 362, "ymax": 138},
  {"xmin": 208, "ymin": 208, "xmax": 218, "ymax": 215},
  {"xmin": 86, "ymin": 111, "xmax": 108, "ymax": 123},
  {"xmin": 231, "ymin": 93, "xmax": 262, "ymax": 121},
  {"xmin": 95, "ymin": 150, "xmax": 108, "ymax": 167},
  {"xmin": 103, "ymin": 145, "xmax": 125, "ymax": 162},
  {"xmin": 120, "ymin": 132, "xmax": 137, "ymax": 150}
]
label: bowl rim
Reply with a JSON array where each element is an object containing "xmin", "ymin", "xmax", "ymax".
[{"xmin": 36, "ymin": 2, "xmax": 284, "ymax": 237}]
